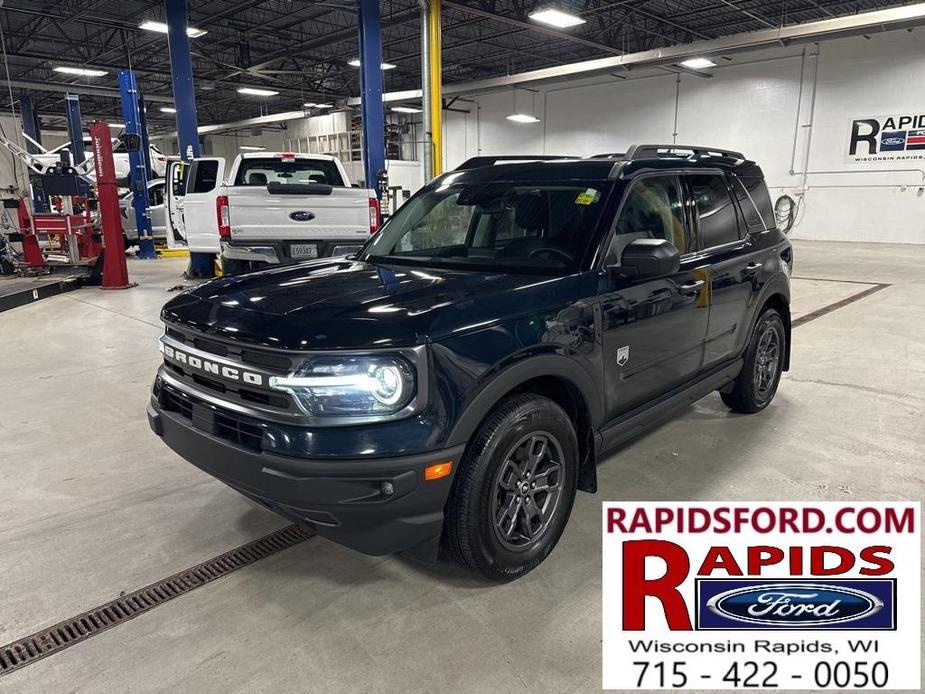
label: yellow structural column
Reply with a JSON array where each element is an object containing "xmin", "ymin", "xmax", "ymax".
[{"xmin": 427, "ymin": 0, "xmax": 443, "ymax": 176}]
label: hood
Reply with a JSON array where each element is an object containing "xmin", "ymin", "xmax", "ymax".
[{"xmin": 161, "ymin": 258, "xmax": 577, "ymax": 350}]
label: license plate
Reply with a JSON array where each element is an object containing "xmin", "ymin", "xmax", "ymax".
[{"xmin": 290, "ymin": 243, "xmax": 318, "ymax": 259}]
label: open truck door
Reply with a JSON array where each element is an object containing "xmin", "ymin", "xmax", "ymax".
[
  {"xmin": 179, "ymin": 157, "xmax": 225, "ymax": 253},
  {"xmin": 164, "ymin": 159, "xmax": 188, "ymax": 249}
]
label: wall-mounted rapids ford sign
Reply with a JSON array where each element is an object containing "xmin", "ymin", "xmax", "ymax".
[
  {"xmin": 847, "ymin": 113, "xmax": 925, "ymax": 163},
  {"xmin": 697, "ymin": 579, "xmax": 895, "ymax": 630}
]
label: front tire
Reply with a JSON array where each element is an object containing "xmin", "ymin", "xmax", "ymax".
[
  {"xmin": 721, "ymin": 307, "xmax": 786, "ymax": 413},
  {"xmin": 443, "ymin": 394, "xmax": 578, "ymax": 581}
]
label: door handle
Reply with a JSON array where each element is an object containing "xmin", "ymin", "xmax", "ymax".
[
  {"xmin": 743, "ymin": 262, "xmax": 763, "ymax": 276},
  {"xmin": 680, "ymin": 279, "xmax": 705, "ymax": 296}
]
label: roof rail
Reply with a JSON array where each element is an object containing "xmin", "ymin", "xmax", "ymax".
[
  {"xmin": 587, "ymin": 152, "xmax": 626, "ymax": 159},
  {"xmin": 455, "ymin": 155, "xmax": 575, "ymax": 170},
  {"xmin": 624, "ymin": 143, "xmax": 745, "ymax": 161}
]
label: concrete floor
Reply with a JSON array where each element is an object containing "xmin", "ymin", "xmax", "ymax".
[{"xmin": 1, "ymin": 240, "xmax": 922, "ymax": 692}]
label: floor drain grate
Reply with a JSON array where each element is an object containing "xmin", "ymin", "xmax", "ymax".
[
  {"xmin": 792, "ymin": 283, "xmax": 890, "ymax": 328},
  {"xmin": 0, "ymin": 524, "xmax": 313, "ymax": 678}
]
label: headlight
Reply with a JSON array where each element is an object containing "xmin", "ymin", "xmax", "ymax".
[{"xmin": 268, "ymin": 355, "xmax": 415, "ymax": 416}]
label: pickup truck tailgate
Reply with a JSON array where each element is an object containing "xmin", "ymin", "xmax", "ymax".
[{"xmin": 227, "ymin": 186, "xmax": 371, "ymax": 241}]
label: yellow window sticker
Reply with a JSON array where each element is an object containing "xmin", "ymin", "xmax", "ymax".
[{"xmin": 575, "ymin": 188, "xmax": 600, "ymax": 205}]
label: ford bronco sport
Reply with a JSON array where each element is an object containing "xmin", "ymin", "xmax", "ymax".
[{"xmin": 148, "ymin": 144, "xmax": 792, "ymax": 581}]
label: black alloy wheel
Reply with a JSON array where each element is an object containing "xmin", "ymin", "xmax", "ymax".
[
  {"xmin": 443, "ymin": 394, "xmax": 578, "ymax": 581},
  {"xmin": 721, "ymin": 307, "xmax": 786, "ymax": 413}
]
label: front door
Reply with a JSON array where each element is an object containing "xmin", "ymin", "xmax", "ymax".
[
  {"xmin": 164, "ymin": 160, "xmax": 187, "ymax": 249},
  {"xmin": 598, "ymin": 174, "xmax": 710, "ymax": 419},
  {"xmin": 180, "ymin": 157, "xmax": 225, "ymax": 253}
]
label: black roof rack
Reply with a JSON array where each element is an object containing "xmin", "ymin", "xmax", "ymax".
[
  {"xmin": 455, "ymin": 155, "xmax": 576, "ymax": 170},
  {"xmin": 624, "ymin": 143, "xmax": 745, "ymax": 161}
]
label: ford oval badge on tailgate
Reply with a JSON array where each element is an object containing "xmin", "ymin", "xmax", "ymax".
[{"xmin": 289, "ymin": 210, "xmax": 315, "ymax": 222}]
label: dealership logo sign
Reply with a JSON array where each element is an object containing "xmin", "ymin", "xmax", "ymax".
[
  {"xmin": 848, "ymin": 112, "xmax": 925, "ymax": 162},
  {"xmin": 700, "ymin": 581, "xmax": 889, "ymax": 629}
]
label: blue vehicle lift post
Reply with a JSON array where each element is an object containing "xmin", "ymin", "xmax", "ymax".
[
  {"xmin": 19, "ymin": 95, "xmax": 41, "ymax": 154},
  {"xmin": 137, "ymin": 94, "xmax": 154, "ymax": 179},
  {"xmin": 64, "ymin": 93, "xmax": 86, "ymax": 166},
  {"xmin": 165, "ymin": 0, "xmax": 213, "ymax": 277},
  {"xmin": 119, "ymin": 69, "xmax": 157, "ymax": 260},
  {"xmin": 20, "ymin": 94, "xmax": 47, "ymax": 212},
  {"xmin": 357, "ymin": 0, "xmax": 385, "ymax": 197}
]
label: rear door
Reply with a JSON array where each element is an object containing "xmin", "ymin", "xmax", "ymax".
[
  {"xmin": 181, "ymin": 157, "xmax": 224, "ymax": 252},
  {"xmin": 598, "ymin": 174, "xmax": 710, "ymax": 419},
  {"xmin": 684, "ymin": 172, "xmax": 765, "ymax": 369}
]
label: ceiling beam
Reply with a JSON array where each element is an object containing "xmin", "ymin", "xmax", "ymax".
[{"xmin": 348, "ymin": 2, "xmax": 925, "ymax": 102}]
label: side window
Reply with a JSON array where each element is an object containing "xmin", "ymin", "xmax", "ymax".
[
  {"xmin": 606, "ymin": 176, "xmax": 686, "ymax": 264},
  {"xmin": 687, "ymin": 174, "xmax": 741, "ymax": 247},
  {"xmin": 186, "ymin": 160, "xmax": 219, "ymax": 194},
  {"xmin": 150, "ymin": 184, "xmax": 165, "ymax": 207}
]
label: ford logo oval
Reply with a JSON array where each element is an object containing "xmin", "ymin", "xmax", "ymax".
[
  {"xmin": 706, "ymin": 583, "xmax": 883, "ymax": 627},
  {"xmin": 882, "ymin": 137, "xmax": 904, "ymax": 146},
  {"xmin": 289, "ymin": 210, "xmax": 315, "ymax": 222}
]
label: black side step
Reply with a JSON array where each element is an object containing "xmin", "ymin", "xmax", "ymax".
[{"xmin": 597, "ymin": 359, "xmax": 743, "ymax": 455}]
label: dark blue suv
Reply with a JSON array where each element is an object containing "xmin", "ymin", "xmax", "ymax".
[{"xmin": 148, "ymin": 144, "xmax": 792, "ymax": 580}]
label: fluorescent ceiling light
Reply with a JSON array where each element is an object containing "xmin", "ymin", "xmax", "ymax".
[
  {"xmin": 304, "ymin": 102, "xmax": 334, "ymax": 109},
  {"xmin": 680, "ymin": 57, "xmax": 716, "ymax": 69},
  {"xmin": 506, "ymin": 113, "xmax": 541, "ymax": 124},
  {"xmin": 528, "ymin": 8, "xmax": 586, "ymax": 28},
  {"xmin": 237, "ymin": 87, "xmax": 279, "ymax": 96},
  {"xmin": 239, "ymin": 145, "xmax": 266, "ymax": 151},
  {"xmin": 159, "ymin": 107, "xmax": 177, "ymax": 113},
  {"xmin": 348, "ymin": 59, "xmax": 397, "ymax": 70},
  {"xmin": 392, "ymin": 106, "xmax": 422, "ymax": 114},
  {"xmin": 139, "ymin": 20, "xmax": 207, "ymax": 38},
  {"xmin": 108, "ymin": 123, "xmax": 124, "ymax": 128},
  {"xmin": 53, "ymin": 66, "xmax": 107, "ymax": 77}
]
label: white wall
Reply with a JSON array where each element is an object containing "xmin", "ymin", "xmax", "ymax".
[
  {"xmin": 203, "ymin": 129, "xmax": 286, "ymax": 161},
  {"xmin": 443, "ymin": 31, "xmax": 925, "ymax": 244}
]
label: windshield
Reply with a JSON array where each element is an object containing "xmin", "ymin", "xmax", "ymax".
[
  {"xmin": 362, "ymin": 180, "xmax": 609, "ymax": 273},
  {"xmin": 233, "ymin": 158, "xmax": 345, "ymax": 187}
]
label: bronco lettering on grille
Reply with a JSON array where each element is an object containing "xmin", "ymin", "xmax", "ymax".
[{"xmin": 160, "ymin": 341, "xmax": 264, "ymax": 386}]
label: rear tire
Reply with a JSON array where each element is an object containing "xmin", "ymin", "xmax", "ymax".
[
  {"xmin": 443, "ymin": 394, "xmax": 578, "ymax": 581},
  {"xmin": 721, "ymin": 307, "xmax": 786, "ymax": 413}
]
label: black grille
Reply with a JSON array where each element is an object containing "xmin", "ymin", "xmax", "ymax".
[
  {"xmin": 193, "ymin": 337, "xmax": 229, "ymax": 357},
  {"xmin": 165, "ymin": 327, "xmax": 186, "ymax": 343},
  {"xmin": 158, "ymin": 384, "xmax": 265, "ymax": 452},
  {"xmin": 164, "ymin": 325, "xmax": 293, "ymax": 374},
  {"xmin": 241, "ymin": 349, "xmax": 292, "ymax": 371},
  {"xmin": 214, "ymin": 410, "xmax": 264, "ymax": 451},
  {"xmin": 164, "ymin": 360, "xmax": 290, "ymax": 409}
]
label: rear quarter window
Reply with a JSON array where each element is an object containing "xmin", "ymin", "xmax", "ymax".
[
  {"xmin": 234, "ymin": 158, "xmax": 345, "ymax": 187},
  {"xmin": 734, "ymin": 176, "xmax": 775, "ymax": 231}
]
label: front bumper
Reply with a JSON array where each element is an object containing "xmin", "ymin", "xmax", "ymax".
[{"xmin": 148, "ymin": 396, "xmax": 465, "ymax": 559}]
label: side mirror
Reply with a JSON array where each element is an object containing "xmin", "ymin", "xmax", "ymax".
[{"xmin": 610, "ymin": 238, "xmax": 680, "ymax": 278}]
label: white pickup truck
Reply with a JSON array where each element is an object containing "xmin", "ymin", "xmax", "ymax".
[{"xmin": 165, "ymin": 152, "xmax": 380, "ymax": 273}]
